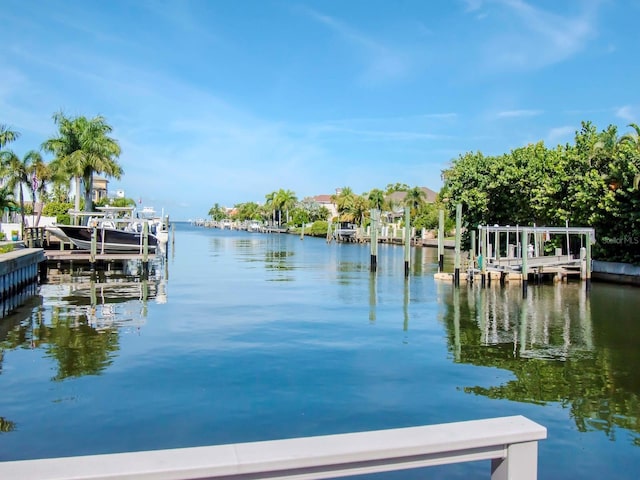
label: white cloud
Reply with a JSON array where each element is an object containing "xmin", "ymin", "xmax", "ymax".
[
  {"xmin": 299, "ymin": 7, "xmax": 411, "ymax": 84},
  {"xmin": 484, "ymin": 0, "xmax": 598, "ymax": 70},
  {"xmin": 615, "ymin": 105, "xmax": 636, "ymax": 122},
  {"xmin": 496, "ymin": 109, "xmax": 543, "ymax": 118},
  {"xmin": 463, "ymin": 0, "xmax": 484, "ymax": 12},
  {"xmin": 546, "ymin": 126, "xmax": 575, "ymax": 144}
]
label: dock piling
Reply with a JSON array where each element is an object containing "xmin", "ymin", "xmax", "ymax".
[
  {"xmin": 521, "ymin": 228, "xmax": 528, "ymax": 297},
  {"xmin": 90, "ymin": 227, "xmax": 97, "ymax": 270},
  {"xmin": 454, "ymin": 204, "xmax": 462, "ymax": 286},
  {"xmin": 142, "ymin": 221, "xmax": 150, "ymax": 275},
  {"xmin": 404, "ymin": 207, "xmax": 411, "ymax": 277},
  {"xmin": 438, "ymin": 209, "xmax": 444, "ymax": 272},
  {"xmin": 370, "ymin": 209, "xmax": 378, "ymax": 273}
]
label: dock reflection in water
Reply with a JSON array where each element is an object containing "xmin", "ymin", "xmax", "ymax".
[{"xmin": 439, "ymin": 281, "xmax": 640, "ymax": 447}]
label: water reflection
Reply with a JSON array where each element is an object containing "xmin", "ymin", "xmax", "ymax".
[
  {"xmin": 1, "ymin": 260, "xmax": 167, "ymax": 382},
  {"xmin": 439, "ymin": 282, "xmax": 640, "ymax": 446}
]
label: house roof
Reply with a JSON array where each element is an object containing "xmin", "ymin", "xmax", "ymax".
[
  {"xmin": 386, "ymin": 187, "xmax": 438, "ymax": 204},
  {"xmin": 313, "ymin": 194, "xmax": 333, "ymax": 204}
]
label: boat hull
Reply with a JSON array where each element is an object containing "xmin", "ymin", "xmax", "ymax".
[{"xmin": 56, "ymin": 226, "xmax": 158, "ymax": 253}]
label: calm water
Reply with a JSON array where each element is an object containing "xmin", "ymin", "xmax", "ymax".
[{"xmin": 1, "ymin": 223, "xmax": 639, "ymax": 479}]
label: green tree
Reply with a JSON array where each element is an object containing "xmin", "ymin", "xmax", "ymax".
[
  {"xmin": 367, "ymin": 188, "xmax": 386, "ymax": 210},
  {"xmin": 264, "ymin": 191, "xmax": 278, "ymax": 225},
  {"xmin": 0, "ymin": 124, "xmax": 20, "ymax": 148},
  {"xmin": 0, "ymin": 185, "xmax": 16, "ymax": 215},
  {"xmin": 275, "ymin": 189, "xmax": 297, "ymax": 225},
  {"xmin": 385, "ymin": 182, "xmax": 410, "ymax": 194},
  {"xmin": 43, "ymin": 113, "xmax": 122, "ymax": 217},
  {"xmin": 0, "ymin": 149, "xmax": 43, "ymax": 233},
  {"xmin": 404, "ymin": 186, "xmax": 426, "ymax": 217},
  {"xmin": 208, "ymin": 203, "xmax": 226, "ymax": 221},
  {"xmin": 331, "ymin": 186, "xmax": 355, "ymax": 221},
  {"xmin": 348, "ymin": 195, "xmax": 369, "ymax": 226},
  {"xmin": 234, "ymin": 201, "xmax": 262, "ymax": 221}
]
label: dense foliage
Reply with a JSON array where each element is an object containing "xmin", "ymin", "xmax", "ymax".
[{"xmin": 442, "ymin": 122, "xmax": 640, "ymax": 264}]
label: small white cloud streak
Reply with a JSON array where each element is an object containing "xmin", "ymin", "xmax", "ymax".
[
  {"xmin": 546, "ymin": 126, "xmax": 575, "ymax": 144},
  {"xmin": 496, "ymin": 109, "xmax": 543, "ymax": 118},
  {"xmin": 463, "ymin": 0, "xmax": 484, "ymax": 12}
]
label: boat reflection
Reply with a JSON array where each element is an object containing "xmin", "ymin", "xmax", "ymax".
[
  {"xmin": 44, "ymin": 260, "xmax": 168, "ymax": 331},
  {"xmin": 438, "ymin": 282, "xmax": 640, "ymax": 446}
]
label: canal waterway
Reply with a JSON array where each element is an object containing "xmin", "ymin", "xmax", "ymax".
[{"xmin": 0, "ymin": 223, "xmax": 639, "ymax": 479}]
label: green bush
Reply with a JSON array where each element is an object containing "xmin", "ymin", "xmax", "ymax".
[
  {"xmin": 42, "ymin": 202, "xmax": 74, "ymax": 224},
  {"xmin": 308, "ymin": 221, "xmax": 329, "ymax": 236}
]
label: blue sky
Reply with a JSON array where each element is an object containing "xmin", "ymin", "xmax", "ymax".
[{"xmin": 1, "ymin": 0, "xmax": 638, "ymax": 220}]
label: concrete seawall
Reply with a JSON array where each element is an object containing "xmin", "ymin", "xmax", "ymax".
[
  {"xmin": 592, "ymin": 260, "xmax": 640, "ymax": 286},
  {"xmin": 0, "ymin": 248, "xmax": 46, "ymax": 315}
]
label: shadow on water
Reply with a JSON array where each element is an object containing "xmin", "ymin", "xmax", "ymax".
[{"xmin": 438, "ymin": 281, "xmax": 640, "ymax": 446}]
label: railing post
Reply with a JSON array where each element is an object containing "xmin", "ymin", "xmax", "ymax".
[{"xmin": 491, "ymin": 441, "xmax": 539, "ymax": 480}]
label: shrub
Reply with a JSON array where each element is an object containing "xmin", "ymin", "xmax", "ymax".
[
  {"xmin": 42, "ymin": 202, "xmax": 74, "ymax": 224},
  {"xmin": 308, "ymin": 221, "xmax": 329, "ymax": 237}
]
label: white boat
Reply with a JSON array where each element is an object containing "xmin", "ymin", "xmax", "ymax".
[
  {"xmin": 247, "ymin": 221, "xmax": 263, "ymax": 232},
  {"xmin": 136, "ymin": 207, "xmax": 169, "ymax": 246}
]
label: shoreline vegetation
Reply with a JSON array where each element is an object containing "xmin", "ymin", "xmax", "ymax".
[{"xmin": 208, "ymin": 122, "xmax": 640, "ymax": 266}]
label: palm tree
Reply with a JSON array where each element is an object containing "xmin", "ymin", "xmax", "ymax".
[
  {"xmin": 404, "ymin": 186, "xmax": 427, "ymax": 217},
  {"xmin": 43, "ymin": 113, "xmax": 122, "ymax": 220},
  {"xmin": 0, "ymin": 149, "xmax": 42, "ymax": 233},
  {"xmin": 367, "ymin": 188, "xmax": 386, "ymax": 211},
  {"xmin": 208, "ymin": 203, "xmax": 226, "ymax": 221},
  {"xmin": 331, "ymin": 187, "xmax": 355, "ymax": 221},
  {"xmin": 27, "ymin": 154, "xmax": 54, "ymax": 227},
  {"xmin": 0, "ymin": 185, "xmax": 16, "ymax": 224},
  {"xmin": 0, "ymin": 124, "xmax": 20, "ymax": 148},
  {"xmin": 265, "ymin": 191, "xmax": 278, "ymax": 226},
  {"xmin": 618, "ymin": 123, "xmax": 640, "ymax": 149},
  {"xmin": 349, "ymin": 195, "xmax": 370, "ymax": 226},
  {"xmin": 275, "ymin": 189, "xmax": 297, "ymax": 225}
]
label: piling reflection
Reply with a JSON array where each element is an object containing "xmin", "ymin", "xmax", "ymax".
[{"xmin": 439, "ymin": 282, "xmax": 640, "ymax": 446}]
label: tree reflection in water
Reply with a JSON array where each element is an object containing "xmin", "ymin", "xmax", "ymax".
[{"xmin": 439, "ymin": 282, "xmax": 640, "ymax": 446}]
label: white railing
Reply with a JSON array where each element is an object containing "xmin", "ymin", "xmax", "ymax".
[{"xmin": 0, "ymin": 415, "xmax": 546, "ymax": 480}]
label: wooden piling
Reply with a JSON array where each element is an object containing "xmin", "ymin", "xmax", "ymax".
[
  {"xmin": 480, "ymin": 226, "xmax": 486, "ymax": 287},
  {"xmin": 404, "ymin": 207, "xmax": 411, "ymax": 277},
  {"xmin": 453, "ymin": 204, "xmax": 462, "ymax": 286},
  {"xmin": 521, "ymin": 228, "xmax": 528, "ymax": 298},
  {"xmin": 90, "ymin": 227, "xmax": 97, "ymax": 269},
  {"xmin": 470, "ymin": 231, "xmax": 476, "ymax": 283},
  {"xmin": 585, "ymin": 232, "xmax": 592, "ymax": 291},
  {"xmin": 370, "ymin": 209, "xmax": 378, "ymax": 272},
  {"xmin": 142, "ymin": 221, "xmax": 149, "ymax": 275},
  {"xmin": 438, "ymin": 209, "xmax": 444, "ymax": 272}
]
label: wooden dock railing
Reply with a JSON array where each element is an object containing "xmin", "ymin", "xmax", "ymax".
[{"xmin": 0, "ymin": 415, "xmax": 546, "ymax": 480}]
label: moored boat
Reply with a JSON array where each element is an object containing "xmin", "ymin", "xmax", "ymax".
[{"xmin": 53, "ymin": 225, "xmax": 158, "ymax": 253}]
